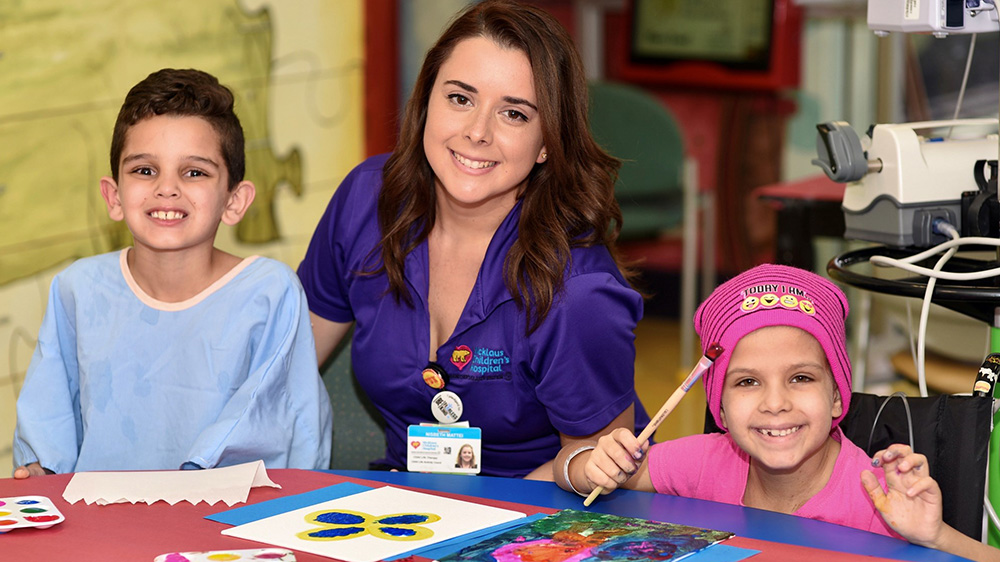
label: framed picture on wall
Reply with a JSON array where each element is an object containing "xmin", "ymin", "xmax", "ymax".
[{"xmin": 606, "ymin": 0, "xmax": 802, "ymax": 91}]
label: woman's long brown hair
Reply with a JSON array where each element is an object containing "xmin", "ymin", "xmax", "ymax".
[{"xmin": 374, "ymin": 0, "xmax": 633, "ymax": 334}]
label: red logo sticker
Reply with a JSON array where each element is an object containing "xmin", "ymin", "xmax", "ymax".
[
  {"xmin": 451, "ymin": 345, "xmax": 473, "ymax": 370},
  {"xmin": 410, "ymin": 441, "xmax": 421, "ymax": 449}
]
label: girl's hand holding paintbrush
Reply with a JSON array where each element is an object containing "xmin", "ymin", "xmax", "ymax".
[
  {"xmin": 554, "ymin": 344, "xmax": 724, "ymax": 505},
  {"xmin": 582, "ymin": 428, "xmax": 655, "ymax": 494}
]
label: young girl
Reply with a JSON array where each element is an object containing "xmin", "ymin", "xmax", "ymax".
[{"xmin": 556, "ymin": 264, "xmax": 898, "ymax": 536}]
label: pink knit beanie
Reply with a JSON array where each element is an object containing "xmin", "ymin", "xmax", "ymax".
[{"xmin": 694, "ymin": 264, "xmax": 852, "ymax": 430}]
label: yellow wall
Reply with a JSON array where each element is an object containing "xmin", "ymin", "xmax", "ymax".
[{"xmin": 0, "ymin": 0, "xmax": 364, "ymax": 472}]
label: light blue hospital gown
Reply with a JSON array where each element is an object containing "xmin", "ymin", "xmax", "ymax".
[{"xmin": 12, "ymin": 249, "xmax": 333, "ymax": 473}]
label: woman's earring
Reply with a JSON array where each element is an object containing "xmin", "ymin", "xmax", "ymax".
[{"xmin": 540, "ymin": 152, "xmax": 547, "ymax": 160}]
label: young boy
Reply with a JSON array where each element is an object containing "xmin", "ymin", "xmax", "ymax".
[{"xmin": 12, "ymin": 68, "xmax": 332, "ymax": 476}]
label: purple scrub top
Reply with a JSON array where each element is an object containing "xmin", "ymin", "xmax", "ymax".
[{"xmin": 299, "ymin": 154, "xmax": 649, "ymax": 477}]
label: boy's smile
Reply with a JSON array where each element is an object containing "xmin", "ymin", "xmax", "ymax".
[{"xmin": 720, "ymin": 325, "xmax": 842, "ymax": 476}]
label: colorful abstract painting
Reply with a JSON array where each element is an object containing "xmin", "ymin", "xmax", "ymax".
[{"xmin": 437, "ymin": 509, "xmax": 733, "ymax": 562}]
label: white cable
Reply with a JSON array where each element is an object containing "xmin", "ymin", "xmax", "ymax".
[
  {"xmin": 878, "ymin": 235, "xmax": 1000, "ymax": 263},
  {"xmin": 871, "ymin": 258, "xmax": 1000, "ymax": 280},
  {"xmin": 871, "ymin": 236, "xmax": 1000, "ymax": 280},
  {"xmin": 948, "ymin": 33, "xmax": 977, "ymax": 137},
  {"xmin": 916, "ymin": 244, "xmax": 958, "ymax": 396},
  {"xmin": 871, "ymin": 223, "xmax": 962, "ymax": 396},
  {"xmin": 914, "ymin": 223, "xmax": 960, "ymax": 396},
  {"xmin": 906, "ymin": 302, "xmax": 919, "ymax": 373}
]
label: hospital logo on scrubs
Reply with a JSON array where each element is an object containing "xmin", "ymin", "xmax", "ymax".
[
  {"xmin": 470, "ymin": 347, "xmax": 509, "ymax": 375},
  {"xmin": 450, "ymin": 345, "xmax": 472, "ymax": 370}
]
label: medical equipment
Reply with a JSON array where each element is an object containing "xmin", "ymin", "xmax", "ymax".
[
  {"xmin": 813, "ymin": 119, "xmax": 999, "ymax": 248},
  {"xmin": 868, "ymin": 0, "xmax": 998, "ymax": 37}
]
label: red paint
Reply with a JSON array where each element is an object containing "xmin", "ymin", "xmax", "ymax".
[{"xmin": 25, "ymin": 515, "xmax": 60, "ymax": 523}]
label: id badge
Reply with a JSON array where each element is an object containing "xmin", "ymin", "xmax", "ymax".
[{"xmin": 406, "ymin": 424, "xmax": 482, "ymax": 474}]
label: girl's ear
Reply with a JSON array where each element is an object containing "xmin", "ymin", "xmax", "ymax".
[
  {"xmin": 100, "ymin": 177, "xmax": 125, "ymax": 221},
  {"xmin": 831, "ymin": 389, "xmax": 843, "ymax": 419},
  {"xmin": 719, "ymin": 408, "xmax": 728, "ymax": 430},
  {"xmin": 221, "ymin": 180, "xmax": 256, "ymax": 226}
]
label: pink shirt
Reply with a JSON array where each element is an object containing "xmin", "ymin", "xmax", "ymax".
[{"xmin": 648, "ymin": 427, "xmax": 900, "ymax": 538}]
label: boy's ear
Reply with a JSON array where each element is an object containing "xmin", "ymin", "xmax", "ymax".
[
  {"xmin": 221, "ymin": 180, "xmax": 256, "ymax": 226},
  {"xmin": 100, "ymin": 177, "xmax": 125, "ymax": 221}
]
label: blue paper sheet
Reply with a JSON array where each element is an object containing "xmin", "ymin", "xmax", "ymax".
[
  {"xmin": 205, "ymin": 482, "xmax": 373, "ymax": 526},
  {"xmin": 689, "ymin": 544, "xmax": 761, "ymax": 562}
]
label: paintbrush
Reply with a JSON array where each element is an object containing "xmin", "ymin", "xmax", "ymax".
[{"xmin": 583, "ymin": 343, "xmax": 725, "ymax": 507}]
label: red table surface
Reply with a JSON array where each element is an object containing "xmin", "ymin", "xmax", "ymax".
[{"xmin": 0, "ymin": 469, "xmax": 901, "ymax": 562}]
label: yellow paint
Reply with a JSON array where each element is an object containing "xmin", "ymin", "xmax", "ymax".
[{"xmin": 298, "ymin": 509, "xmax": 440, "ymax": 542}]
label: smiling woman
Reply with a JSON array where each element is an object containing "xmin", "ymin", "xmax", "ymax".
[{"xmin": 298, "ymin": 0, "xmax": 650, "ymax": 479}]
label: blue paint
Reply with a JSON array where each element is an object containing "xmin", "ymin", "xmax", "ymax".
[
  {"xmin": 16, "ymin": 500, "xmax": 39, "ymax": 505},
  {"xmin": 378, "ymin": 514, "xmax": 430, "ymax": 525},
  {"xmin": 314, "ymin": 511, "xmax": 365, "ymax": 525},
  {"xmin": 379, "ymin": 526, "xmax": 417, "ymax": 537},
  {"xmin": 592, "ymin": 537, "xmax": 700, "ymax": 560},
  {"xmin": 308, "ymin": 526, "xmax": 366, "ymax": 538}
]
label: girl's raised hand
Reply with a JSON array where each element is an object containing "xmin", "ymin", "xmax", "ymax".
[
  {"xmin": 864, "ymin": 444, "xmax": 1000, "ymax": 561},
  {"xmin": 862, "ymin": 444, "xmax": 943, "ymax": 548}
]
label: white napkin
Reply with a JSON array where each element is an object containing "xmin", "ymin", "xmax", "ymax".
[{"xmin": 62, "ymin": 460, "xmax": 280, "ymax": 506}]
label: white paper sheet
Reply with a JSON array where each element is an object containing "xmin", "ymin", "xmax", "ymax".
[
  {"xmin": 62, "ymin": 460, "xmax": 279, "ymax": 506},
  {"xmin": 221, "ymin": 486, "xmax": 525, "ymax": 562}
]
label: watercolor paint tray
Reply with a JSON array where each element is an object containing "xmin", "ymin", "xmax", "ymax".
[
  {"xmin": 0, "ymin": 495, "xmax": 65, "ymax": 533},
  {"xmin": 154, "ymin": 548, "xmax": 295, "ymax": 561}
]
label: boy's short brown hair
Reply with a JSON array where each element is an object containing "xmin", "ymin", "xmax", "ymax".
[{"xmin": 109, "ymin": 68, "xmax": 245, "ymax": 190}]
